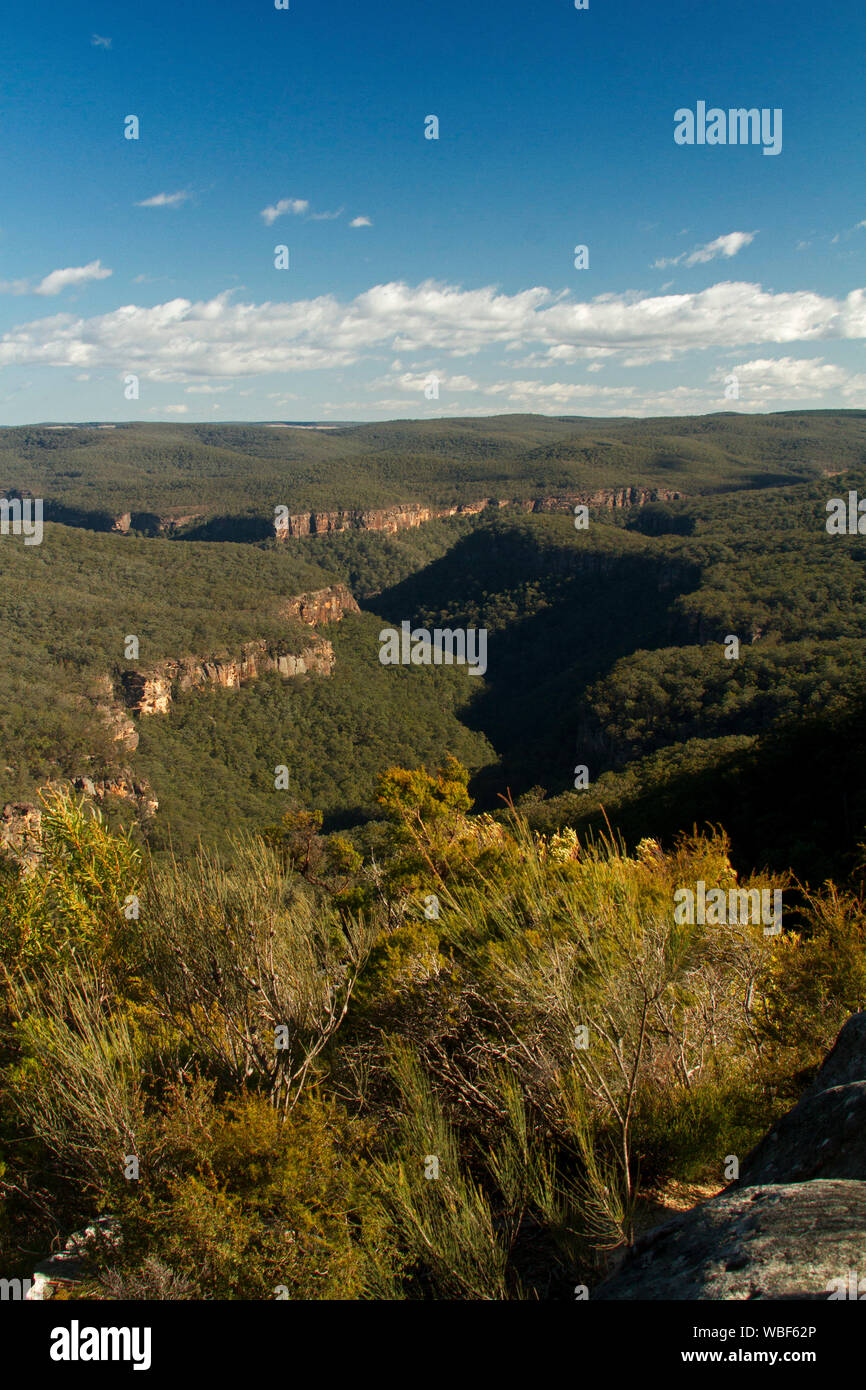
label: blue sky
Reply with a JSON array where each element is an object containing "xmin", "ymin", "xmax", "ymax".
[{"xmin": 0, "ymin": 0, "xmax": 864, "ymax": 423}]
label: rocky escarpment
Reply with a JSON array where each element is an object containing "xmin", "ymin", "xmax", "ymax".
[
  {"xmin": 118, "ymin": 639, "xmax": 335, "ymax": 717},
  {"xmin": 39, "ymin": 489, "xmax": 686, "ymax": 541},
  {"xmin": 114, "ymin": 582, "xmax": 358, "ymax": 716},
  {"xmin": 523, "ymin": 486, "xmax": 686, "ymax": 514},
  {"xmin": 273, "ymin": 490, "xmax": 685, "ymax": 540},
  {"xmin": 593, "ymin": 1012, "xmax": 866, "ymax": 1299},
  {"xmin": 276, "ymin": 501, "xmax": 472, "ymax": 538}
]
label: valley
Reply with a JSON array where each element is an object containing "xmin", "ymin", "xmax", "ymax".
[{"xmin": 4, "ymin": 411, "xmax": 866, "ymax": 1304}]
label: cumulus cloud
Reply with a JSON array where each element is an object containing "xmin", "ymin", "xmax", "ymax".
[
  {"xmin": 719, "ymin": 356, "xmax": 866, "ymax": 402},
  {"xmin": 0, "ymin": 279, "xmax": 864, "ymax": 382},
  {"xmin": 654, "ymin": 231, "xmax": 757, "ymax": 270},
  {"xmin": 260, "ymin": 198, "xmax": 309, "ymax": 225},
  {"xmin": 0, "ymin": 261, "xmax": 113, "ymax": 296},
  {"xmin": 135, "ymin": 191, "xmax": 190, "ymax": 208},
  {"xmin": 350, "ymin": 216, "xmax": 372, "ymax": 228}
]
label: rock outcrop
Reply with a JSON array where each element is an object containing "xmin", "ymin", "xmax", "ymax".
[
  {"xmin": 281, "ymin": 584, "xmax": 361, "ymax": 625},
  {"xmin": 732, "ymin": 1014, "xmax": 866, "ymax": 1187},
  {"xmin": 1, "ymin": 775, "xmax": 158, "ymax": 870},
  {"xmin": 526, "ymin": 487, "xmax": 686, "ymax": 514},
  {"xmin": 277, "ymin": 501, "xmax": 462, "ymax": 538},
  {"xmin": 113, "ymin": 580, "xmax": 352, "ymax": 716},
  {"xmin": 118, "ymin": 638, "xmax": 335, "ymax": 717},
  {"xmin": 594, "ymin": 1180, "xmax": 866, "ymax": 1300},
  {"xmin": 71, "ymin": 775, "xmax": 159, "ymax": 819},
  {"xmin": 593, "ymin": 1012, "xmax": 866, "ymax": 1300},
  {"xmin": 88, "ymin": 674, "xmax": 140, "ymax": 751}
]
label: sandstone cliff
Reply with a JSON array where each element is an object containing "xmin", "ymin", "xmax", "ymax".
[
  {"xmin": 277, "ymin": 501, "xmax": 461, "ymax": 538},
  {"xmin": 274, "ymin": 489, "xmax": 685, "ymax": 540},
  {"xmin": 87, "ymin": 674, "xmax": 140, "ymax": 751},
  {"xmin": 71, "ymin": 775, "xmax": 159, "ymax": 818},
  {"xmin": 106, "ymin": 489, "xmax": 685, "ymax": 542},
  {"xmin": 1, "ymin": 774, "xmax": 158, "ymax": 871},
  {"xmin": 526, "ymin": 486, "xmax": 686, "ymax": 514},
  {"xmin": 281, "ymin": 584, "xmax": 361, "ymax": 625},
  {"xmin": 112, "ymin": 580, "xmax": 358, "ymax": 716},
  {"xmin": 118, "ymin": 637, "xmax": 335, "ymax": 717}
]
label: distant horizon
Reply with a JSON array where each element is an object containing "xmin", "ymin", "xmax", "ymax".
[{"xmin": 6, "ymin": 406, "xmax": 866, "ymax": 431}]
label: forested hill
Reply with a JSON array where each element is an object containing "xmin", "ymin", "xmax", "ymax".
[
  {"xmin": 3, "ymin": 413, "xmax": 866, "ymax": 882},
  {"xmin": 2, "ymin": 411, "xmax": 865, "ymax": 533}
]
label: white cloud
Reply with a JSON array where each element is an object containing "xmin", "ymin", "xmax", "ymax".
[
  {"xmin": 655, "ymin": 231, "xmax": 757, "ymax": 270},
  {"xmin": 377, "ymin": 370, "xmax": 480, "ymax": 393},
  {"xmin": 34, "ymin": 261, "xmax": 113, "ymax": 295},
  {"xmin": 0, "ymin": 260, "xmax": 113, "ymax": 296},
  {"xmin": 260, "ymin": 198, "xmax": 309, "ymax": 225},
  {"xmin": 160, "ymin": 404, "xmax": 189, "ymax": 414},
  {"xmin": 350, "ymin": 217, "xmax": 372, "ymax": 228},
  {"xmin": 135, "ymin": 191, "xmax": 190, "ymax": 208},
  {"xmin": 91, "ymin": 34, "xmax": 111, "ymax": 48},
  {"xmin": 0, "ymin": 278, "xmax": 864, "ymax": 382},
  {"xmin": 485, "ymin": 379, "xmax": 635, "ymax": 403},
  {"xmin": 719, "ymin": 355, "xmax": 866, "ymax": 402},
  {"xmin": 366, "ymin": 361, "xmax": 866, "ymax": 417},
  {"xmin": 184, "ymin": 384, "xmax": 231, "ymax": 394},
  {"xmin": 309, "ymin": 207, "xmax": 344, "ymax": 220}
]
